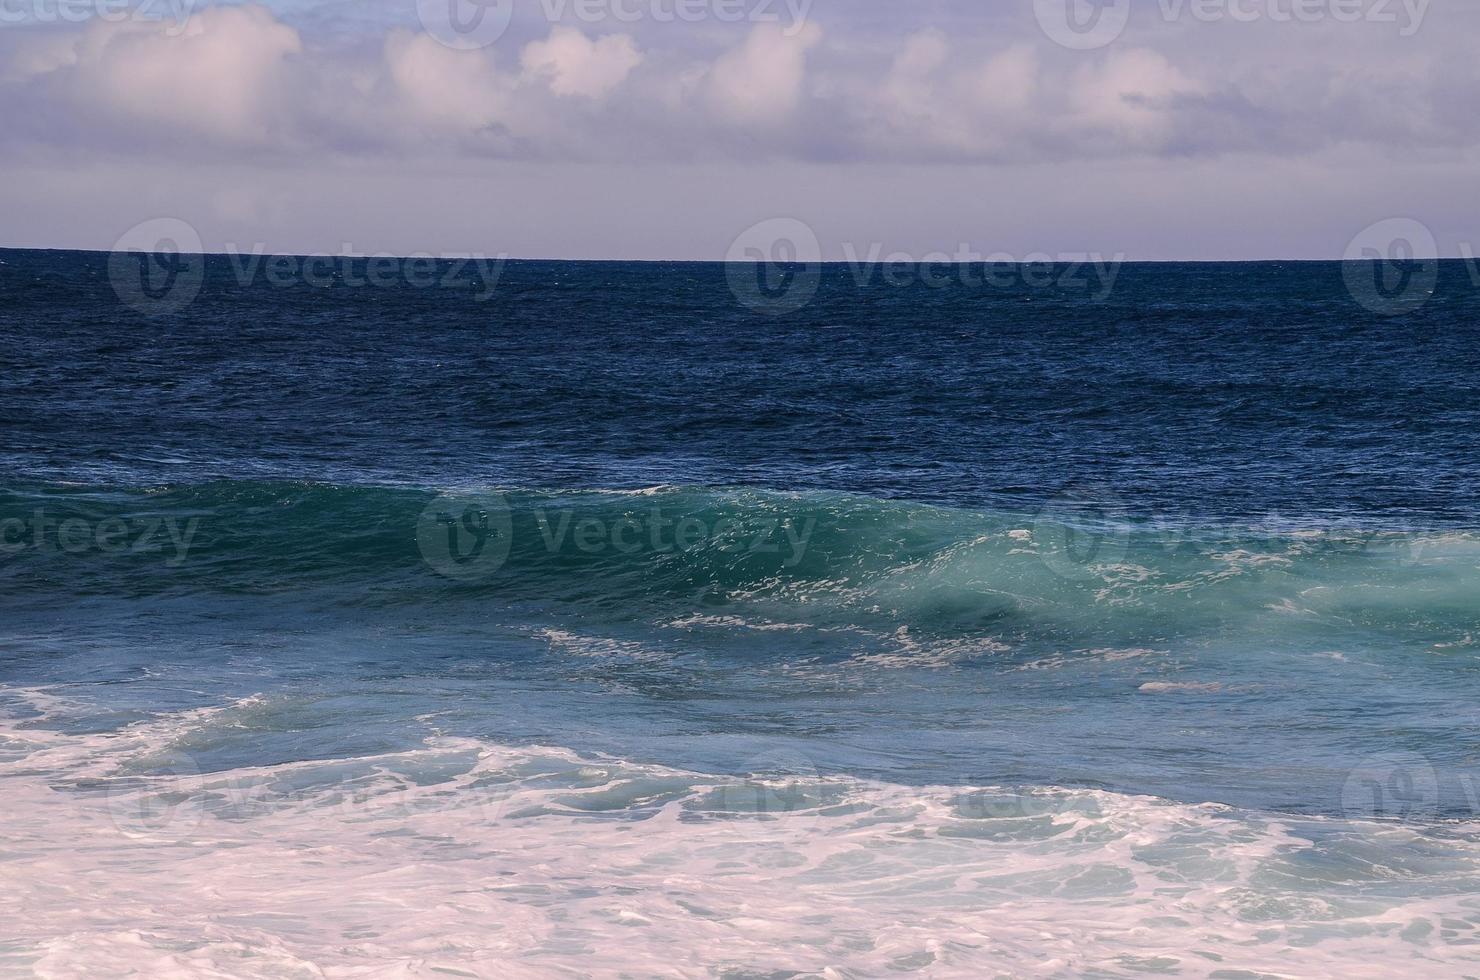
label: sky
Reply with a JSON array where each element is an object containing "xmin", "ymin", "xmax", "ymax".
[{"xmin": 0, "ymin": 0, "xmax": 1476, "ymax": 260}]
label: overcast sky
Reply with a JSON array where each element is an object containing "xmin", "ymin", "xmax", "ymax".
[{"xmin": 1, "ymin": 0, "xmax": 1476, "ymax": 259}]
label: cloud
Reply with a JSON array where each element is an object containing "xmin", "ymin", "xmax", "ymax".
[
  {"xmin": 68, "ymin": 4, "xmax": 302, "ymax": 144},
  {"xmin": 1070, "ymin": 49, "xmax": 1205, "ymax": 146},
  {"xmin": 705, "ymin": 22, "xmax": 822, "ymax": 125},
  {"xmin": 970, "ymin": 43, "xmax": 1039, "ymax": 116},
  {"xmin": 0, "ymin": 1, "xmax": 1478, "ymax": 166},
  {"xmin": 868, "ymin": 33, "xmax": 1044, "ymax": 157},
  {"xmin": 520, "ymin": 26, "xmax": 642, "ymax": 100},
  {"xmin": 384, "ymin": 29, "xmax": 505, "ymax": 130}
]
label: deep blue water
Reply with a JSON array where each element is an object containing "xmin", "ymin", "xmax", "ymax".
[{"xmin": 5, "ymin": 250, "xmax": 1479, "ymax": 520}]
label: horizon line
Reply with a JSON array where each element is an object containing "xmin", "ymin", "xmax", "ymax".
[{"xmin": 2, "ymin": 245, "xmax": 1474, "ymax": 265}]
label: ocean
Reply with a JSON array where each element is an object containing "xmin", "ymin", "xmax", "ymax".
[{"xmin": 2, "ymin": 248, "xmax": 1479, "ymax": 976}]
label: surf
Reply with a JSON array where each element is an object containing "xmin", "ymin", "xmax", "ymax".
[
  {"xmin": 3, "ymin": 686, "xmax": 1478, "ymax": 978},
  {"xmin": 2, "ymin": 479, "xmax": 1475, "ymax": 641}
]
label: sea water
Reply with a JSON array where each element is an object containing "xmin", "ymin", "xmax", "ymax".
[{"xmin": 1, "ymin": 251, "xmax": 1479, "ymax": 976}]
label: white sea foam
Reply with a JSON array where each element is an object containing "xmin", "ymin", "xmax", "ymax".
[
  {"xmin": 3, "ymin": 689, "xmax": 1480, "ymax": 978},
  {"xmin": 663, "ymin": 613, "xmax": 815, "ymax": 633}
]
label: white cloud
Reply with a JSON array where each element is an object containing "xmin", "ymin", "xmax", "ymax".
[
  {"xmin": 520, "ymin": 27, "xmax": 642, "ymax": 100},
  {"xmin": 971, "ymin": 43, "xmax": 1039, "ymax": 116},
  {"xmin": 872, "ymin": 31, "xmax": 963, "ymax": 149},
  {"xmin": 69, "ymin": 4, "xmax": 301, "ymax": 144},
  {"xmin": 1070, "ymin": 49, "xmax": 1205, "ymax": 144},
  {"xmin": 384, "ymin": 29, "xmax": 506, "ymax": 130},
  {"xmin": 705, "ymin": 22, "xmax": 822, "ymax": 125},
  {"xmin": 870, "ymin": 34, "xmax": 1041, "ymax": 157},
  {"xmin": 0, "ymin": 2, "xmax": 1476, "ymax": 167}
]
